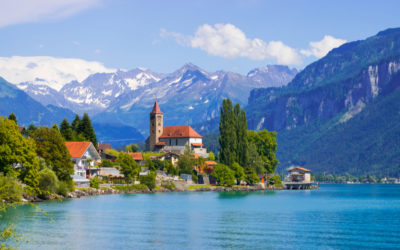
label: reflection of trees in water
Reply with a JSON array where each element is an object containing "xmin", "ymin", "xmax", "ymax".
[{"xmin": 217, "ymin": 190, "xmax": 277, "ymax": 199}]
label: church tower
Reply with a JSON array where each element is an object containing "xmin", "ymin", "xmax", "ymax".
[{"xmin": 149, "ymin": 101, "xmax": 163, "ymax": 151}]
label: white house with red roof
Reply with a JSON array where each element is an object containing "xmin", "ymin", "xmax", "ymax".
[
  {"xmin": 145, "ymin": 101, "xmax": 209, "ymax": 158},
  {"xmin": 65, "ymin": 141, "xmax": 101, "ymax": 178}
]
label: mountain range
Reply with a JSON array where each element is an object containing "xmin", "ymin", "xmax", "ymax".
[
  {"xmin": 0, "ymin": 63, "xmax": 297, "ymax": 146},
  {"xmin": 244, "ymin": 28, "xmax": 400, "ymax": 176},
  {"xmin": 11, "ymin": 64, "xmax": 297, "ymax": 135}
]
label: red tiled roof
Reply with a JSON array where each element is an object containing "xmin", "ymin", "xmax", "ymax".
[
  {"xmin": 129, "ymin": 152, "xmax": 143, "ymax": 161},
  {"xmin": 155, "ymin": 141, "xmax": 166, "ymax": 146},
  {"xmin": 18, "ymin": 126, "xmax": 25, "ymax": 132},
  {"xmin": 191, "ymin": 143, "xmax": 203, "ymax": 147},
  {"xmin": 159, "ymin": 126, "xmax": 202, "ymax": 138},
  {"xmin": 288, "ymin": 166, "xmax": 311, "ymax": 172},
  {"xmin": 65, "ymin": 141, "xmax": 91, "ymax": 158},
  {"xmin": 150, "ymin": 101, "xmax": 163, "ymax": 114},
  {"xmin": 205, "ymin": 161, "xmax": 217, "ymax": 166}
]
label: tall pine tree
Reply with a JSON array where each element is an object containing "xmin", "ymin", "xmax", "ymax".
[
  {"xmin": 237, "ymin": 108, "xmax": 249, "ymax": 167},
  {"xmin": 71, "ymin": 114, "xmax": 81, "ymax": 132},
  {"xmin": 8, "ymin": 113, "xmax": 17, "ymax": 124},
  {"xmin": 219, "ymin": 99, "xmax": 237, "ymax": 166},
  {"xmin": 60, "ymin": 119, "xmax": 73, "ymax": 141},
  {"xmin": 79, "ymin": 113, "xmax": 98, "ymax": 148}
]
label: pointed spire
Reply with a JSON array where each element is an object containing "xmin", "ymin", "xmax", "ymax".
[{"xmin": 151, "ymin": 101, "xmax": 163, "ymax": 114}]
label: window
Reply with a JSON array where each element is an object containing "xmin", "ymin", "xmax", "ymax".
[
  {"xmin": 176, "ymin": 139, "xmax": 178, "ymax": 145},
  {"xmin": 169, "ymin": 139, "xmax": 171, "ymax": 145}
]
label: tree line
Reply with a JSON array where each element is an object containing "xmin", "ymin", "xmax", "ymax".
[{"xmin": 214, "ymin": 99, "xmax": 279, "ymax": 186}]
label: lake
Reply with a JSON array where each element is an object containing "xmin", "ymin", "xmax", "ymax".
[{"xmin": 2, "ymin": 184, "xmax": 400, "ymax": 249}]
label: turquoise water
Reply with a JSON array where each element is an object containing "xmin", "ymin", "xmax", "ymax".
[{"xmin": 2, "ymin": 184, "xmax": 400, "ymax": 249}]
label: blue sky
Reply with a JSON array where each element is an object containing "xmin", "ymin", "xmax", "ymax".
[{"xmin": 0, "ymin": 0, "xmax": 399, "ymax": 75}]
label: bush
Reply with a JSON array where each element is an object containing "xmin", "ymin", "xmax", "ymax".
[
  {"xmin": 113, "ymin": 184, "xmax": 148, "ymax": 191},
  {"xmin": 212, "ymin": 164, "xmax": 235, "ymax": 187},
  {"xmin": 161, "ymin": 181, "xmax": 175, "ymax": 190},
  {"xmin": 268, "ymin": 175, "xmax": 283, "ymax": 187},
  {"xmin": 100, "ymin": 160, "xmax": 114, "ymax": 168},
  {"xmin": 139, "ymin": 172, "xmax": 156, "ymax": 190},
  {"xmin": 0, "ymin": 175, "xmax": 24, "ymax": 206},
  {"xmin": 191, "ymin": 172, "xmax": 199, "ymax": 184},
  {"xmin": 38, "ymin": 168, "xmax": 59, "ymax": 194},
  {"xmin": 90, "ymin": 177, "xmax": 100, "ymax": 189},
  {"xmin": 244, "ymin": 167, "xmax": 260, "ymax": 185},
  {"xmin": 57, "ymin": 181, "xmax": 69, "ymax": 197}
]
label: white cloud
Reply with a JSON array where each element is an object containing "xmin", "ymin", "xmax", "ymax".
[
  {"xmin": 301, "ymin": 35, "xmax": 347, "ymax": 58},
  {"xmin": 161, "ymin": 23, "xmax": 302, "ymax": 65},
  {"xmin": 0, "ymin": 56, "xmax": 116, "ymax": 91},
  {"xmin": 0, "ymin": 0, "xmax": 101, "ymax": 28}
]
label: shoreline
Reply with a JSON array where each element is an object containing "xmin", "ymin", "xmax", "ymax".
[{"xmin": 23, "ymin": 184, "xmax": 320, "ymax": 203}]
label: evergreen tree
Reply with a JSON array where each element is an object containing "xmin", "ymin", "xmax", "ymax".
[
  {"xmin": 60, "ymin": 119, "xmax": 73, "ymax": 141},
  {"xmin": 71, "ymin": 114, "xmax": 81, "ymax": 133},
  {"xmin": 8, "ymin": 113, "xmax": 17, "ymax": 124},
  {"xmin": 79, "ymin": 113, "xmax": 98, "ymax": 148},
  {"xmin": 235, "ymin": 105, "xmax": 248, "ymax": 167},
  {"xmin": 219, "ymin": 99, "xmax": 237, "ymax": 166},
  {"xmin": 31, "ymin": 127, "xmax": 74, "ymax": 181},
  {"xmin": 52, "ymin": 124, "xmax": 60, "ymax": 132}
]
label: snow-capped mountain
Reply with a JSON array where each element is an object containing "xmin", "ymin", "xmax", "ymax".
[{"xmin": 12, "ymin": 63, "xmax": 297, "ymax": 134}]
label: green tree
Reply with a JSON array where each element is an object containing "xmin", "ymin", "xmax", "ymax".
[
  {"xmin": 90, "ymin": 177, "xmax": 100, "ymax": 189},
  {"xmin": 71, "ymin": 114, "xmax": 81, "ymax": 132},
  {"xmin": 248, "ymin": 130, "xmax": 278, "ymax": 174},
  {"xmin": 60, "ymin": 119, "xmax": 73, "ymax": 141},
  {"xmin": 78, "ymin": 113, "xmax": 98, "ymax": 148},
  {"xmin": 212, "ymin": 164, "xmax": 235, "ymax": 187},
  {"xmin": 219, "ymin": 99, "xmax": 237, "ymax": 166},
  {"xmin": 117, "ymin": 152, "xmax": 139, "ymax": 182},
  {"xmin": 8, "ymin": 113, "xmax": 17, "ymax": 124},
  {"xmin": 244, "ymin": 166, "xmax": 259, "ymax": 185},
  {"xmin": 208, "ymin": 151, "xmax": 215, "ymax": 161},
  {"xmin": 177, "ymin": 145, "xmax": 195, "ymax": 174},
  {"xmin": 236, "ymin": 108, "xmax": 249, "ymax": 167},
  {"xmin": 139, "ymin": 171, "xmax": 156, "ymax": 190},
  {"xmin": 38, "ymin": 168, "xmax": 59, "ymax": 195},
  {"xmin": 0, "ymin": 117, "xmax": 39, "ymax": 190},
  {"xmin": 31, "ymin": 127, "xmax": 73, "ymax": 181},
  {"xmin": 247, "ymin": 143, "xmax": 265, "ymax": 175},
  {"xmin": 125, "ymin": 144, "xmax": 139, "ymax": 152},
  {"xmin": 23, "ymin": 124, "xmax": 38, "ymax": 137},
  {"xmin": 231, "ymin": 162, "xmax": 245, "ymax": 185}
]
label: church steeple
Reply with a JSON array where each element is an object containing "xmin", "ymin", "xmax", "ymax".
[
  {"xmin": 148, "ymin": 100, "xmax": 164, "ymax": 151},
  {"xmin": 151, "ymin": 101, "xmax": 163, "ymax": 114}
]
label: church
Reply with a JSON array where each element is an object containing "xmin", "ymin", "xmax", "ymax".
[{"xmin": 145, "ymin": 101, "xmax": 209, "ymax": 158}]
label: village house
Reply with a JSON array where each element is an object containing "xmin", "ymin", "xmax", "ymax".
[
  {"xmin": 145, "ymin": 101, "xmax": 209, "ymax": 158},
  {"xmin": 129, "ymin": 152, "xmax": 144, "ymax": 165},
  {"xmin": 65, "ymin": 141, "xmax": 101, "ymax": 178},
  {"xmin": 151, "ymin": 152, "xmax": 181, "ymax": 166},
  {"xmin": 284, "ymin": 166, "xmax": 313, "ymax": 189}
]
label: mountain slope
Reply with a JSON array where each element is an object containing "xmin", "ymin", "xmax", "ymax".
[
  {"xmin": 246, "ymin": 28, "xmax": 400, "ymax": 175},
  {"xmin": 0, "ymin": 77, "xmax": 75, "ymax": 126},
  {"xmin": 93, "ymin": 64, "xmax": 297, "ymax": 134}
]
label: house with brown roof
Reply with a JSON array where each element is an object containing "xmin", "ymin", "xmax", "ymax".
[
  {"xmin": 286, "ymin": 166, "xmax": 312, "ymax": 183},
  {"xmin": 145, "ymin": 101, "xmax": 209, "ymax": 158},
  {"xmin": 129, "ymin": 152, "xmax": 143, "ymax": 164},
  {"xmin": 65, "ymin": 141, "xmax": 101, "ymax": 178}
]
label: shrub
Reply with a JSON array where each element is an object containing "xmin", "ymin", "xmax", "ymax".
[
  {"xmin": 244, "ymin": 167, "xmax": 260, "ymax": 185},
  {"xmin": 57, "ymin": 181, "xmax": 69, "ymax": 197},
  {"xmin": 212, "ymin": 164, "xmax": 235, "ymax": 187},
  {"xmin": 161, "ymin": 181, "xmax": 175, "ymax": 190},
  {"xmin": 113, "ymin": 184, "xmax": 148, "ymax": 191},
  {"xmin": 0, "ymin": 175, "xmax": 24, "ymax": 206},
  {"xmin": 90, "ymin": 177, "xmax": 100, "ymax": 189},
  {"xmin": 38, "ymin": 168, "xmax": 59, "ymax": 194},
  {"xmin": 268, "ymin": 174, "xmax": 283, "ymax": 187},
  {"xmin": 139, "ymin": 172, "xmax": 156, "ymax": 190}
]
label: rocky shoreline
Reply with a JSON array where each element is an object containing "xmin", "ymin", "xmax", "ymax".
[{"xmin": 24, "ymin": 184, "xmax": 319, "ymax": 202}]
